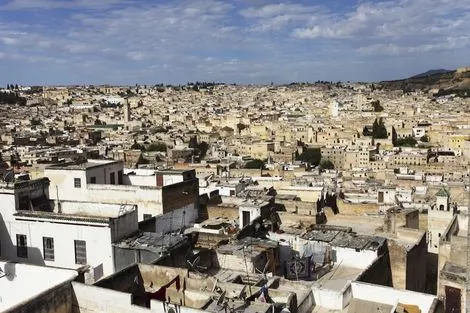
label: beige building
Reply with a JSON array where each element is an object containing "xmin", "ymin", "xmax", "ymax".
[{"xmin": 391, "ymin": 149, "xmax": 429, "ymax": 166}]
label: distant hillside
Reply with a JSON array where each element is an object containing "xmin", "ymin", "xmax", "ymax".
[
  {"xmin": 410, "ymin": 69, "xmax": 453, "ymax": 79},
  {"xmin": 380, "ymin": 67, "xmax": 470, "ymax": 96}
]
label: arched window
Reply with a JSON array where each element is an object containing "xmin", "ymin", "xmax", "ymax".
[{"xmin": 439, "ymin": 204, "xmax": 445, "ymax": 211}]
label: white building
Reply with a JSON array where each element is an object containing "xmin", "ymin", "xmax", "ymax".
[
  {"xmin": 0, "ymin": 178, "xmax": 138, "ymax": 281},
  {"xmin": 44, "ymin": 160, "xmax": 199, "ymax": 222},
  {"xmin": 427, "ymin": 188, "xmax": 456, "ymax": 253},
  {"xmin": 0, "ymin": 261, "xmax": 77, "ymax": 312}
]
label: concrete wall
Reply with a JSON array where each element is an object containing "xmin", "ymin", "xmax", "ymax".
[
  {"xmin": 6, "ymin": 282, "xmax": 74, "ymax": 313},
  {"xmin": 72, "ymin": 282, "xmax": 151, "ymax": 313},
  {"xmin": 351, "ymin": 281, "xmax": 438, "ymax": 313},
  {"xmin": 161, "ymin": 180, "xmax": 199, "ymax": 215},
  {"xmin": 110, "ymin": 210, "xmax": 139, "ymax": 242},
  {"xmin": 154, "ymin": 205, "xmax": 197, "ymax": 234},
  {"xmin": 428, "ymin": 209, "xmax": 455, "ymax": 254},
  {"xmin": 205, "ymin": 204, "xmax": 238, "ymax": 220},
  {"xmin": 449, "ymin": 235, "xmax": 467, "ymax": 267},
  {"xmin": 277, "ymin": 212, "xmax": 318, "ymax": 227},
  {"xmin": 125, "ymin": 175, "xmax": 155, "ymax": 187},
  {"xmin": 334, "ymin": 247, "xmax": 379, "ymax": 269},
  {"xmin": 406, "ymin": 231, "xmax": 427, "ymax": 292},
  {"xmin": 276, "ymin": 188, "xmax": 322, "ymax": 203},
  {"xmin": 311, "ymin": 284, "xmax": 344, "ymax": 310},
  {"xmin": 387, "ymin": 239, "xmax": 407, "ymax": 289},
  {"xmin": 337, "ymin": 201, "xmax": 378, "ymax": 215},
  {"xmin": 357, "ymin": 253, "xmax": 393, "ymax": 287},
  {"xmin": 215, "ymin": 253, "xmax": 255, "ymax": 272},
  {"xmin": 0, "ymin": 261, "xmax": 77, "ymax": 312}
]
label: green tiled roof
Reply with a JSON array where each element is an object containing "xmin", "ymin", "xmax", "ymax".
[{"xmin": 436, "ymin": 188, "xmax": 450, "ymax": 198}]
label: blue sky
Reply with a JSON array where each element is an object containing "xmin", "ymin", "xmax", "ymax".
[{"xmin": 0, "ymin": 0, "xmax": 469, "ymax": 85}]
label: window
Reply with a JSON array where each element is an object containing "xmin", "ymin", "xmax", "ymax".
[
  {"xmin": 43, "ymin": 237, "xmax": 54, "ymax": 261},
  {"xmin": 16, "ymin": 234, "xmax": 28, "ymax": 258},
  {"xmin": 118, "ymin": 170, "xmax": 123, "ymax": 185},
  {"xmin": 110, "ymin": 172, "xmax": 115, "ymax": 185},
  {"xmin": 74, "ymin": 178, "xmax": 81, "ymax": 188},
  {"xmin": 74, "ymin": 240, "xmax": 87, "ymax": 265},
  {"xmin": 89, "ymin": 177, "xmax": 96, "ymax": 184},
  {"xmin": 143, "ymin": 214, "xmax": 152, "ymax": 220}
]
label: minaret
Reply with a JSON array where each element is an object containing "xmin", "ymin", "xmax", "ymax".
[
  {"xmin": 330, "ymin": 100, "xmax": 339, "ymax": 118},
  {"xmin": 124, "ymin": 98, "xmax": 130, "ymax": 122}
]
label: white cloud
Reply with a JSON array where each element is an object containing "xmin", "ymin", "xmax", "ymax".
[
  {"xmin": 241, "ymin": 3, "xmax": 326, "ymax": 32},
  {"xmin": 0, "ymin": 0, "xmax": 469, "ymax": 84},
  {"xmin": 292, "ymin": 0, "xmax": 470, "ymax": 40},
  {"xmin": 2, "ymin": 0, "xmax": 128, "ymax": 10}
]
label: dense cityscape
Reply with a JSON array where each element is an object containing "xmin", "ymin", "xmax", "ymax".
[
  {"xmin": 0, "ymin": 66, "xmax": 469, "ymax": 313},
  {"xmin": 1, "ymin": 0, "xmax": 470, "ymax": 312}
]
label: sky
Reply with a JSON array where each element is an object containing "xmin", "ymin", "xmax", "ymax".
[{"xmin": 0, "ymin": 0, "xmax": 469, "ymax": 85}]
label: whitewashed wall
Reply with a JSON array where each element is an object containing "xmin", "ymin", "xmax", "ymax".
[
  {"xmin": 4, "ymin": 217, "xmax": 114, "ymax": 279},
  {"xmin": 350, "ymin": 281, "xmax": 437, "ymax": 313}
]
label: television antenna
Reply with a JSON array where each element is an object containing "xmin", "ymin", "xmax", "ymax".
[
  {"xmin": 186, "ymin": 255, "xmax": 207, "ymax": 275},
  {"xmin": 255, "ymin": 259, "xmax": 270, "ymax": 283}
]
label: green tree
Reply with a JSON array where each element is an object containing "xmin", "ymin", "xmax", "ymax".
[
  {"xmin": 245, "ymin": 159, "xmax": 265, "ymax": 169},
  {"xmin": 188, "ymin": 136, "xmax": 198, "ymax": 149},
  {"xmin": 420, "ymin": 135, "xmax": 429, "ymax": 142},
  {"xmin": 372, "ymin": 118, "xmax": 388, "ymax": 139},
  {"xmin": 197, "ymin": 141, "xmax": 209, "ymax": 159},
  {"xmin": 236, "ymin": 123, "xmax": 247, "ymax": 134},
  {"xmin": 392, "ymin": 126, "xmax": 398, "ymax": 146},
  {"xmin": 146, "ymin": 142, "xmax": 167, "ymax": 152},
  {"xmin": 396, "ymin": 136, "xmax": 417, "ymax": 147},
  {"xmin": 94, "ymin": 119, "xmax": 105, "ymax": 125},
  {"xmin": 371, "ymin": 100, "xmax": 384, "ymax": 112},
  {"xmin": 319, "ymin": 159, "xmax": 335, "ymax": 170},
  {"xmin": 131, "ymin": 140, "xmax": 145, "ymax": 151},
  {"xmin": 297, "ymin": 148, "xmax": 322, "ymax": 166},
  {"xmin": 30, "ymin": 117, "xmax": 42, "ymax": 126}
]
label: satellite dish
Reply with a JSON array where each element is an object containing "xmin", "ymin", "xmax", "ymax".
[{"xmin": 3, "ymin": 170, "xmax": 14, "ymax": 183}]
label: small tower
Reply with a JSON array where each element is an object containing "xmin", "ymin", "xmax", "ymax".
[
  {"xmin": 330, "ymin": 100, "xmax": 339, "ymax": 118},
  {"xmin": 427, "ymin": 188, "xmax": 454, "ymax": 253},
  {"xmin": 123, "ymin": 98, "xmax": 130, "ymax": 123},
  {"xmin": 436, "ymin": 188, "xmax": 450, "ymax": 211}
]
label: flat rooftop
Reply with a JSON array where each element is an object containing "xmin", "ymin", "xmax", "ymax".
[
  {"xmin": 14, "ymin": 202, "xmax": 136, "ymax": 222},
  {"xmin": 0, "ymin": 261, "xmax": 77, "ymax": 312},
  {"xmin": 45, "ymin": 159, "xmax": 121, "ymax": 170},
  {"xmin": 301, "ymin": 229, "xmax": 385, "ymax": 251},
  {"xmin": 113, "ymin": 232, "xmax": 187, "ymax": 254}
]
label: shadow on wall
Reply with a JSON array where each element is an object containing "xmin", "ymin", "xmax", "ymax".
[
  {"xmin": 1, "ymin": 262, "xmax": 16, "ymax": 281},
  {"xmin": 0, "ymin": 214, "xmax": 46, "ymax": 266}
]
